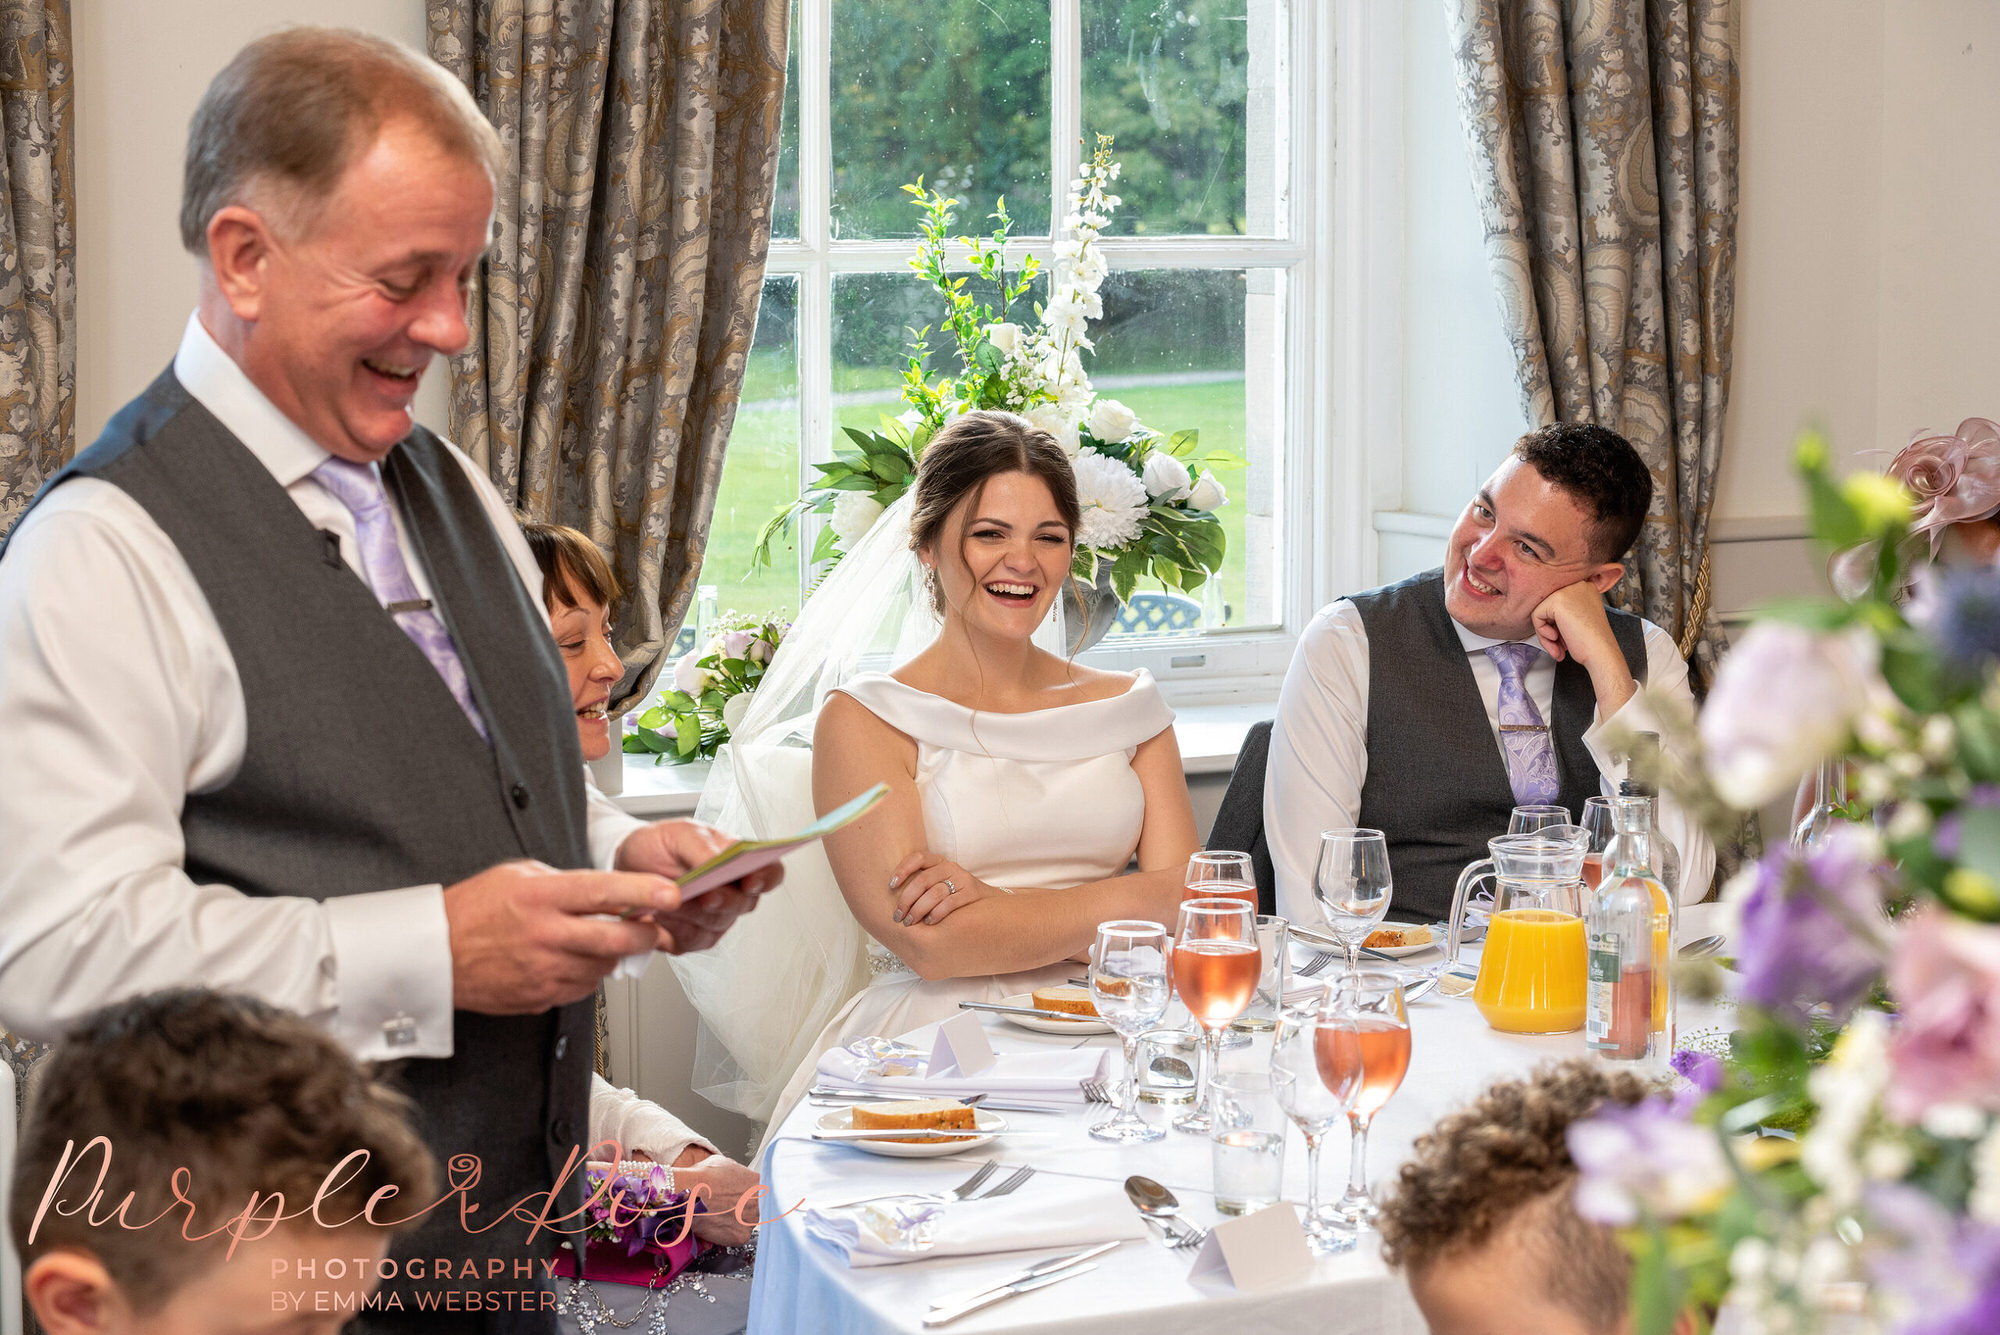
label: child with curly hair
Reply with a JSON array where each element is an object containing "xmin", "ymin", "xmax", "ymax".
[{"xmin": 1377, "ymin": 1060, "xmax": 1694, "ymax": 1335}]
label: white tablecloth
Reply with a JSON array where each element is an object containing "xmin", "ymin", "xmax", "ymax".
[{"xmin": 745, "ymin": 957, "xmax": 1733, "ymax": 1335}]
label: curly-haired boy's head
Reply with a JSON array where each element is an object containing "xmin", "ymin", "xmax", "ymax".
[
  {"xmin": 1379, "ymin": 1060, "xmax": 1655, "ymax": 1335},
  {"xmin": 10, "ymin": 988, "xmax": 435, "ymax": 1328}
]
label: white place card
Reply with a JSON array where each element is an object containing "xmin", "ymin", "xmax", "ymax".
[
  {"xmin": 925, "ymin": 1010, "xmax": 996, "ymax": 1077},
  {"xmin": 1188, "ymin": 1203, "xmax": 1314, "ymax": 1291}
]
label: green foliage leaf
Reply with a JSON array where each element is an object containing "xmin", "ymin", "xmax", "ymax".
[
  {"xmin": 1164, "ymin": 428, "xmax": 1199, "ymax": 457},
  {"xmin": 1628, "ymin": 1222, "xmax": 1684, "ymax": 1335},
  {"xmin": 674, "ymin": 714, "xmax": 700, "ymax": 757}
]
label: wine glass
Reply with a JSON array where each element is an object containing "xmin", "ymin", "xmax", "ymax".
[
  {"xmin": 1313, "ymin": 829, "xmax": 1393, "ymax": 974},
  {"xmin": 1270, "ymin": 998, "xmax": 1361, "ymax": 1253},
  {"xmin": 1170, "ymin": 897, "xmax": 1260, "ymax": 1135},
  {"xmin": 1508, "ymin": 804, "xmax": 1572, "ymax": 835},
  {"xmin": 1581, "ymin": 796, "xmax": 1615, "ymax": 890},
  {"xmin": 1088, "ymin": 919, "xmax": 1173, "ymax": 1144},
  {"xmin": 1318, "ymin": 969, "xmax": 1411, "ymax": 1227},
  {"xmin": 1175, "ymin": 852, "xmax": 1258, "ymax": 1046},
  {"xmin": 1185, "ymin": 851, "xmax": 1258, "ymax": 905}
]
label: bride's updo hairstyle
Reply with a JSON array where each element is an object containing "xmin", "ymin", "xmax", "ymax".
[{"xmin": 909, "ymin": 410, "xmax": 1082, "ymax": 619}]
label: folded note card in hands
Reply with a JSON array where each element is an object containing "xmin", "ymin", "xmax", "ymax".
[{"xmin": 676, "ymin": 783, "xmax": 889, "ymax": 899}]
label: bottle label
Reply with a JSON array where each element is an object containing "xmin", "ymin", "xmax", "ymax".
[{"xmin": 1585, "ymin": 931, "xmax": 1620, "ymax": 1048}]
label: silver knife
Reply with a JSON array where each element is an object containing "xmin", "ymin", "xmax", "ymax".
[
  {"xmin": 926, "ymin": 1241, "xmax": 1123, "ymax": 1314},
  {"xmin": 1288, "ymin": 923, "xmax": 1431, "ymax": 962},
  {"xmin": 810, "ymin": 1092, "xmax": 1070, "ymax": 1115},
  {"xmin": 921, "ymin": 1262, "xmax": 1101, "ymax": 1327},
  {"xmin": 957, "ymin": 1000, "xmax": 1099, "ymax": 1022}
]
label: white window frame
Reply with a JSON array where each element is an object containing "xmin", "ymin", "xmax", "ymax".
[{"xmin": 758, "ymin": 0, "xmax": 1393, "ymax": 705}]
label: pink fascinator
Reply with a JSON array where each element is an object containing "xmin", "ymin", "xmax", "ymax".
[{"xmin": 1887, "ymin": 417, "xmax": 2000, "ymax": 552}]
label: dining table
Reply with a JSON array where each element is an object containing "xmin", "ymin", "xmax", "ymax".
[{"xmin": 744, "ymin": 930, "xmax": 1736, "ymax": 1335}]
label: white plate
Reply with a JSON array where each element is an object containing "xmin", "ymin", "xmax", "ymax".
[
  {"xmin": 812, "ymin": 1106, "xmax": 1005, "ymax": 1158},
  {"xmin": 995, "ymin": 992, "xmax": 1113, "ymax": 1035},
  {"xmin": 1359, "ymin": 921, "xmax": 1439, "ymax": 958}
]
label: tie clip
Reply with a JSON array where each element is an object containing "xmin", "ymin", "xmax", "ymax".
[
  {"xmin": 385, "ymin": 598, "xmax": 433, "ymax": 614},
  {"xmin": 1499, "ymin": 723, "xmax": 1549, "ymax": 732}
]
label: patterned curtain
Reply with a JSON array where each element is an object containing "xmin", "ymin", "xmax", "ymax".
[
  {"xmin": 1444, "ymin": 0, "xmax": 1738, "ymax": 690},
  {"xmin": 0, "ymin": 0, "xmax": 74, "ymax": 537},
  {"xmin": 428, "ymin": 0, "xmax": 788, "ymax": 707}
]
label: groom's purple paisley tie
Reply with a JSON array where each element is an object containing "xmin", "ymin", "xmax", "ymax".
[
  {"xmin": 312, "ymin": 456, "xmax": 489, "ymax": 742},
  {"xmin": 1484, "ymin": 641, "xmax": 1558, "ymax": 806}
]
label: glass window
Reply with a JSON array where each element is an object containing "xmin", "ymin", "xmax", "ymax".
[
  {"xmin": 1081, "ymin": 0, "xmax": 1251, "ymax": 236},
  {"xmin": 830, "ymin": 0, "xmax": 1052, "ymax": 239},
  {"xmin": 709, "ymin": 276, "xmax": 800, "ymax": 618},
  {"xmin": 721, "ymin": 0, "xmax": 1302, "ymax": 666}
]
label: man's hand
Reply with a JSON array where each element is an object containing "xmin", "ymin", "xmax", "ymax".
[
  {"xmin": 1531, "ymin": 581, "xmax": 1636, "ymax": 717},
  {"xmin": 614, "ymin": 819, "xmax": 782, "ymax": 954},
  {"xmin": 443, "ymin": 861, "xmax": 680, "ymax": 1014}
]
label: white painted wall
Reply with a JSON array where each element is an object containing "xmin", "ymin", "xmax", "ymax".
[{"xmin": 72, "ymin": 0, "xmax": 448, "ymax": 448}]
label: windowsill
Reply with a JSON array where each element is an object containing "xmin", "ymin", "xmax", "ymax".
[{"xmin": 607, "ymin": 698, "xmax": 1277, "ymax": 819}]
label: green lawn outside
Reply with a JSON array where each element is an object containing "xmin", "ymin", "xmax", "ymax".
[{"xmin": 702, "ymin": 375, "xmax": 1252, "ymax": 629}]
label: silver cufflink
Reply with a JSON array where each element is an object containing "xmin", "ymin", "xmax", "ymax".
[{"xmin": 382, "ymin": 1016, "xmax": 419, "ymax": 1049}]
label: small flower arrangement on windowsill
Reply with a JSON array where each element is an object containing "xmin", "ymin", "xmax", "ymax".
[
  {"xmin": 624, "ymin": 613, "xmax": 790, "ymax": 764},
  {"xmin": 751, "ymin": 135, "xmax": 1237, "ymax": 610}
]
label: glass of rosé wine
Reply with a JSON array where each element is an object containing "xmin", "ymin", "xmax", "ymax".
[{"xmin": 1170, "ymin": 897, "xmax": 1260, "ymax": 1135}]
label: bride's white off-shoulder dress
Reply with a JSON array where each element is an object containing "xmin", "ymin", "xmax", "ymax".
[{"xmin": 767, "ymin": 668, "xmax": 1175, "ymax": 1120}]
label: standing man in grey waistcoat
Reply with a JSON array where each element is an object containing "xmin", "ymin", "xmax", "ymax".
[
  {"xmin": 0, "ymin": 30, "xmax": 777, "ymax": 1332},
  {"xmin": 1265, "ymin": 423, "xmax": 1714, "ymax": 926}
]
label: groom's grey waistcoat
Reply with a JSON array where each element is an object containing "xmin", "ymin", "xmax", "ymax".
[
  {"xmin": 10, "ymin": 368, "xmax": 592, "ymax": 1332},
  {"xmin": 1348, "ymin": 568, "xmax": 1648, "ymax": 923}
]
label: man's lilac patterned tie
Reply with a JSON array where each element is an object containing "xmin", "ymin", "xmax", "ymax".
[
  {"xmin": 1484, "ymin": 641, "xmax": 1558, "ymax": 806},
  {"xmin": 311, "ymin": 457, "xmax": 489, "ymax": 742}
]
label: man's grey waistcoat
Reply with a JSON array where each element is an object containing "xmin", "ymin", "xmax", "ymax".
[
  {"xmin": 1348, "ymin": 568, "xmax": 1648, "ymax": 923},
  {"xmin": 9, "ymin": 369, "xmax": 594, "ymax": 1331}
]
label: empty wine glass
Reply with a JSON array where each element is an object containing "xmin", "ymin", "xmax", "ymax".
[
  {"xmin": 1088, "ymin": 919, "xmax": 1173, "ymax": 1144},
  {"xmin": 1171, "ymin": 897, "xmax": 1260, "ymax": 1135},
  {"xmin": 1508, "ymin": 804, "xmax": 1573, "ymax": 835},
  {"xmin": 1319, "ymin": 969, "xmax": 1411, "ymax": 1227},
  {"xmin": 1270, "ymin": 999, "xmax": 1361, "ymax": 1254},
  {"xmin": 1185, "ymin": 850, "xmax": 1259, "ymax": 905},
  {"xmin": 1314, "ymin": 829, "xmax": 1393, "ymax": 974}
]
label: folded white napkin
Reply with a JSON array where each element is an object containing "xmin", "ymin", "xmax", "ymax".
[
  {"xmin": 803, "ymin": 1177, "xmax": 1148, "ymax": 1267},
  {"xmin": 817, "ymin": 1029, "xmax": 1107, "ymax": 1105}
]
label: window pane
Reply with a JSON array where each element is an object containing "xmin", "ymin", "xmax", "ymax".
[
  {"xmin": 830, "ymin": 0, "xmax": 1052, "ymax": 239},
  {"xmin": 1082, "ymin": 0, "xmax": 1285, "ymax": 236},
  {"xmin": 1088, "ymin": 269, "xmax": 1282, "ymax": 633},
  {"xmin": 772, "ymin": 0, "xmax": 800, "ymax": 239},
  {"xmin": 709, "ymin": 276, "xmax": 802, "ymax": 620},
  {"xmin": 831, "ymin": 271, "xmax": 934, "ymax": 431}
]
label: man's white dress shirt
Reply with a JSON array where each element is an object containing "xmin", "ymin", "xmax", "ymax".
[
  {"xmin": 0, "ymin": 314, "xmax": 645, "ymax": 1058},
  {"xmin": 1264, "ymin": 597, "xmax": 1714, "ymax": 927}
]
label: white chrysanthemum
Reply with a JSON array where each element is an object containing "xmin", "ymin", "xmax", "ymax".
[
  {"xmin": 1071, "ymin": 449, "xmax": 1148, "ymax": 550},
  {"xmin": 1024, "ymin": 403, "xmax": 1080, "ymax": 457}
]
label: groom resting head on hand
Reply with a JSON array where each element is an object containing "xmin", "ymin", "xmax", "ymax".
[{"xmin": 1265, "ymin": 422, "xmax": 1715, "ymax": 925}]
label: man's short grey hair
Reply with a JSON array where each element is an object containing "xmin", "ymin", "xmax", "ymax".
[{"xmin": 180, "ymin": 26, "xmax": 505, "ymax": 255}]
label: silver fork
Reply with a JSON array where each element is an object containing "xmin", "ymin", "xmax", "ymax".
[
  {"xmin": 814, "ymin": 1159, "xmax": 1001, "ymax": 1212},
  {"xmin": 1173, "ymin": 1226, "xmax": 1209, "ymax": 1251},
  {"xmin": 978, "ymin": 1164, "xmax": 1036, "ymax": 1198},
  {"xmin": 1079, "ymin": 1077, "xmax": 1114, "ymax": 1104},
  {"xmin": 1296, "ymin": 948, "xmax": 1340, "ymax": 978}
]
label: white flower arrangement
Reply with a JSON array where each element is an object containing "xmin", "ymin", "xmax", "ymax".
[{"xmin": 753, "ymin": 136, "xmax": 1237, "ymax": 605}]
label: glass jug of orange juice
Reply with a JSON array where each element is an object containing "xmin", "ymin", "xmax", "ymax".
[{"xmin": 1446, "ymin": 830, "xmax": 1589, "ymax": 1034}]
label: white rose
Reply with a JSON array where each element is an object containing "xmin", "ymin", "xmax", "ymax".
[
  {"xmin": 829, "ymin": 491, "xmax": 886, "ymax": 546},
  {"xmin": 721, "ymin": 690, "xmax": 754, "ymax": 735},
  {"xmin": 672, "ymin": 652, "xmax": 713, "ymax": 697},
  {"xmin": 1024, "ymin": 403, "xmax": 1080, "ymax": 458},
  {"xmin": 1089, "ymin": 398, "xmax": 1140, "ymax": 445},
  {"xmin": 1140, "ymin": 450, "xmax": 1192, "ymax": 501},
  {"xmin": 1186, "ymin": 472, "xmax": 1228, "ymax": 511},
  {"xmin": 984, "ymin": 322, "xmax": 1024, "ymax": 357}
]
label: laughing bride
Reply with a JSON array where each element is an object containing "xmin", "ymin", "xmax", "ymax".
[{"xmin": 671, "ymin": 410, "xmax": 1196, "ymax": 1128}]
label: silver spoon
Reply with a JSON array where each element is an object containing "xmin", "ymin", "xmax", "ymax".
[
  {"xmin": 1124, "ymin": 1174, "xmax": 1199, "ymax": 1246},
  {"xmin": 1679, "ymin": 934, "xmax": 1725, "ymax": 959}
]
